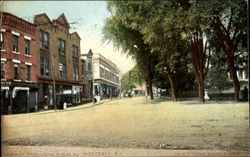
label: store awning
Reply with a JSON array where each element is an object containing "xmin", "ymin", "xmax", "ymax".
[
  {"xmin": 1, "ymin": 86, "xmax": 9, "ymax": 91},
  {"xmin": 63, "ymin": 86, "xmax": 81, "ymax": 95},
  {"xmin": 12, "ymin": 87, "xmax": 30, "ymax": 98},
  {"xmin": 63, "ymin": 90, "xmax": 72, "ymax": 95},
  {"xmin": 1, "ymin": 87, "xmax": 9, "ymax": 98},
  {"xmin": 63, "ymin": 89, "xmax": 77, "ymax": 95}
]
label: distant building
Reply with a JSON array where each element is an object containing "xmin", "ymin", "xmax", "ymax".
[
  {"xmin": 228, "ymin": 51, "xmax": 248, "ymax": 81},
  {"xmin": 132, "ymin": 84, "xmax": 146, "ymax": 97},
  {"xmin": 1, "ymin": 12, "xmax": 38, "ymax": 114},
  {"xmin": 81, "ymin": 49, "xmax": 94, "ymax": 102},
  {"xmin": 228, "ymin": 68, "xmax": 249, "ymax": 81},
  {"xmin": 34, "ymin": 13, "xmax": 83, "ymax": 109},
  {"xmin": 92, "ymin": 53, "xmax": 121, "ymax": 99}
]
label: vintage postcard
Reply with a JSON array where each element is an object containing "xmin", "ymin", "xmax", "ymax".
[{"xmin": 1, "ymin": 1, "xmax": 249, "ymax": 157}]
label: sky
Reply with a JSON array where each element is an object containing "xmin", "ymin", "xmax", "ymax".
[{"xmin": 2, "ymin": 1, "xmax": 135, "ymax": 74}]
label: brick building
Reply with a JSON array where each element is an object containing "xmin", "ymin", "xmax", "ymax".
[
  {"xmin": 1, "ymin": 12, "xmax": 38, "ymax": 114},
  {"xmin": 34, "ymin": 13, "xmax": 83, "ymax": 109}
]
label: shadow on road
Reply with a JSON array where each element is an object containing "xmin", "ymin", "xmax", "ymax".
[{"xmin": 148, "ymin": 97, "xmax": 171, "ymax": 104}]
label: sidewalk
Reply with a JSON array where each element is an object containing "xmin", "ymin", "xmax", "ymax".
[
  {"xmin": 30, "ymin": 98, "xmax": 117, "ymax": 115},
  {"xmin": 2, "ymin": 145, "xmax": 250, "ymax": 157}
]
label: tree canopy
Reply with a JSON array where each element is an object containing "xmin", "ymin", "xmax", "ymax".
[{"xmin": 103, "ymin": 0, "xmax": 248, "ymax": 102}]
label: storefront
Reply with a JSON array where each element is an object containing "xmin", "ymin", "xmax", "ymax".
[
  {"xmin": 94, "ymin": 81, "xmax": 120, "ymax": 100},
  {"xmin": 38, "ymin": 78, "xmax": 83, "ymax": 110},
  {"xmin": 1, "ymin": 81, "xmax": 38, "ymax": 114}
]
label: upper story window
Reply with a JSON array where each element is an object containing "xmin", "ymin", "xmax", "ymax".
[
  {"xmin": 115, "ymin": 75, "xmax": 118, "ymax": 83},
  {"xmin": 106, "ymin": 70, "xmax": 111, "ymax": 80},
  {"xmin": 14, "ymin": 63, "xmax": 20, "ymax": 80},
  {"xmin": 73, "ymin": 65, "xmax": 79, "ymax": 81},
  {"xmin": 58, "ymin": 39, "xmax": 66, "ymax": 56},
  {"xmin": 59, "ymin": 63, "xmax": 66, "ymax": 79},
  {"xmin": 0, "ymin": 32, "xmax": 4, "ymax": 50},
  {"xmin": 82, "ymin": 63, "xmax": 85, "ymax": 75},
  {"xmin": 12, "ymin": 35, "xmax": 19, "ymax": 52},
  {"xmin": 25, "ymin": 65, "xmax": 31, "ymax": 81},
  {"xmin": 100, "ymin": 67, "xmax": 105, "ymax": 77},
  {"xmin": 72, "ymin": 45, "xmax": 78, "ymax": 59},
  {"xmin": 1, "ymin": 62, "xmax": 5, "ymax": 79},
  {"xmin": 40, "ymin": 57, "xmax": 50, "ymax": 76},
  {"xmin": 88, "ymin": 63, "xmax": 92, "ymax": 72},
  {"xmin": 25, "ymin": 39, "xmax": 31, "ymax": 56},
  {"xmin": 40, "ymin": 30, "xmax": 49, "ymax": 49}
]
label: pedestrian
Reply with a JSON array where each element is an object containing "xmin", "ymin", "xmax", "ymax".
[
  {"xmin": 204, "ymin": 89, "xmax": 210, "ymax": 100},
  {"xmin": 242, "ymin": 86, "xmax": 248, "ymax": 101}
]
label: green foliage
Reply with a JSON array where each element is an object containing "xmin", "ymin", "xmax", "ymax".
[
  {"xmin": 103, "ymin": 0, "xmax": 247, "ymax": 99},
  {"xmin": 206, "ymin": 48, "xmax": 231, "ymax": 93},
  {"xmin": 121, "ymin": 65, "xmax": 144, "ymax": 94},
  {"xmin": 121, "ymin": 73, "xmax": 136, "ymax": 94}
]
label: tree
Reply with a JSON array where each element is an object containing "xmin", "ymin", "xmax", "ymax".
[
  {"xmin": 123, "ymin": 0, "xmax": 211, "ymax": 102},
  {"xmin": 108, "ymin": 1, "xmax": 189, "ymax": 102},
  {"xmin": 121, "ymin": 72, "xmax": 136, "ymax": 95},
  {"xmin": 122, "ymin": 65, "xmax": 145, "ymax": 95},
  {"xmin": 103, "ymin": 6, "xmax": 156, "ymax": 99},
  {"xmin": 209, "ymin": 0, "xmax": 247, "ymax": 101}
]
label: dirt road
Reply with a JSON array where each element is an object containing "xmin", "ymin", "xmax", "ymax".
[{"xmin": 2, "ymin": 97, "xmax": 250, "ymax": 151}]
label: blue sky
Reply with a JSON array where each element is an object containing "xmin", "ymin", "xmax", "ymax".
[{"xmin": 3, "ymin": 1, "xmax": 135, "ymax": 73}]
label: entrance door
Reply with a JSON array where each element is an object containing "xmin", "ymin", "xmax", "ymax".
[
  {"xmin": 13, "ymin": 90, "xmax": 27, "ymax": 114},
  {"xmin": 1, "ymin": 91, "xmax": 9, "ymax": 114}
]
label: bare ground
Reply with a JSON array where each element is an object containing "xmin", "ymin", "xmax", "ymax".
[{"xmin": 2, "ymin": 97, "xmax": 250, "ymax": 151}]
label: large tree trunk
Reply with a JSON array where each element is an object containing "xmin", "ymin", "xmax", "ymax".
[
  {"xmin": 146, "ymin": 64, "xmax": 154, "ymax": 100},
  {"xmin": 197, "ymin": 75, "xmax": 205, "ymax": 103},
  {"xmin": 148, "ymin": 79, "xmax": 154, "ymax": 100},
  {"xmin": 190, "ymin": 31, "xmax": 208, "ymax": 103},
  {"xmin": 227, "ymin": 55, "xmax": 240, "ymax": 101},
  {"xmin": 213, "ymin": 16, "xmax": 242, "ymax": 101},
  {"xmin": 145, "ymin": 79, "xmax": 149, "ymax": 97},
  {"xmin": 168, "ymin": 75, "xmax": 177, "ymax": 102},
  {"xmin": 166, "ymin": 67, "xmax": 177, "ymax": 102}
]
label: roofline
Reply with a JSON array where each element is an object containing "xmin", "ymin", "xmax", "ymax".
[
  {"xmin": 55, "ymin": 13, "xmax": 70, "ymax": 28},
  {"xmin": 94, "ymin": 53, "xmax": 120, "ymax": 72},
  {"xmin": 33, "ymin": 13, "xmax": 53, "ymax": 24},
  {"xmin": 70, "ymin": 32, "xmax": 81, "ymax": 40},
  {"xmin": 2, "ymin": 12, "xmax": 36, "ymax": 27}
]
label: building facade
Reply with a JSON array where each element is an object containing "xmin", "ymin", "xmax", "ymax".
[
  {"xmin": 227, "ymin": 51, "xmax": 248, "ymax": 82},
  {"xmin": 34, "ymin": 13, "xmax": 83, "ymax": 109},
  {"xmin": 81, "ymin": 49, "xmax": 93, "ymax": 102},
  {"xmin": 92, "ymin": 53, "xmax": 121, "ymax": 99},
  {"xmin": 1, "ymin": 12, "xmax": 38, "ymax": 114}
]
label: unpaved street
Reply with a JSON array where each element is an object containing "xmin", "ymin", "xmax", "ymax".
[{"xmin": 2, "ymin": 97, "xmax": 250, "ymax": 151}]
